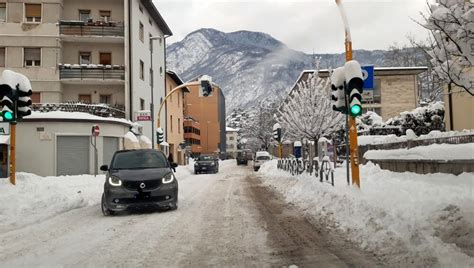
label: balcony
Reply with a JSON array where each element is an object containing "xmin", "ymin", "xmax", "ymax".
[
  {"xmin": 59, "ymin": 20, "xmax": 124, "ymax": 43},
  {"xmin": 59, "ymin": 64, "xmax": 125, "ymax": 83},
  {"xmin": 32, "ymin": 102, "xmax": 126, "ymax": 119}
]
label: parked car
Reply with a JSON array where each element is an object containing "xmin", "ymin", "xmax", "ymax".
[
  {"xmin": 194, "ymin": 154, "xmax": 219, "ymax": 174},
  {"xmin": 253, "ymin": 151, "xmax": 272, "ymax": 171},
  {"xmin": 100, "ymin": 149, "xmax": 178, "ymax": 216}
]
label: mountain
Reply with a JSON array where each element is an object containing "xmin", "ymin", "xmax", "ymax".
[{"xmin": 166, "ymin": 28, "xmax": 392, "ymax": 114}]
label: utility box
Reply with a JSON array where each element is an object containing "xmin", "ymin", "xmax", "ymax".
[{"xmin": 294, "ymin": 141, "xmax": 302, "ymax": 158}]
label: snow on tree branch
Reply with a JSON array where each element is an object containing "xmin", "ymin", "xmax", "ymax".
[{"xmin": 277, "ymin": 71, "xmax": 344, "ymax": 142}]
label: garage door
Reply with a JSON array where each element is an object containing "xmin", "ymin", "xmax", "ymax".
[
  {"xmin": 56, "ymin": 136, "xmax": 90, "ymax": 176},
  {"xmin": 103, "ymin": 137, "xmax": 119, "ymax": 166}
]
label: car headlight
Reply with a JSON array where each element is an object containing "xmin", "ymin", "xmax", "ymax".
[
  {"xmin": 210, "ymin": 162, "xmax": 215, "ymax": 166},
  {"xmin": 162, "ymin": 173, "xmax": 175, "ymax": 184},
  {"xmin": 194, "ymin": 162, "xmax": 199, "ymax": 166},
  {"xmin": 108, "ymin": 176, "xmax": 122, "ymax": 186}
]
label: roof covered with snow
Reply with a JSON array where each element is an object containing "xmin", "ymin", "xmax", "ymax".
[{"xmin": 25, "ymin": 111, "xmax": 133, "ymax": 126}]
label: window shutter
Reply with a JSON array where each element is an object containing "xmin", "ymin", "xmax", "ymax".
[
  {"xmin": 26, "ymin": 4, "xmax": 41, "ymax": 17},
  {"xmin": 24, "ymin": 48, "xmax": 40, "ymax": 60}
]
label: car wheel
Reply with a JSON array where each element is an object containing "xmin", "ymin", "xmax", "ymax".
[{"xmin": 101, "ymin": 193, "xmax": 115, "ymax": 216}]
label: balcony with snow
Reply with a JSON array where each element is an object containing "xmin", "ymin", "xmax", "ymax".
[{"xmin": 58, "ymin": 64, "xmax": 125, "ymax": 84}]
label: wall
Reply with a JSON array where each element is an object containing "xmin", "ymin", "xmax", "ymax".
[
  {"xmin": 444, "ymin": 86, "xmax": 474, "ymax": 131},
  {"xmin": 61, "ymin": 0, "xmax": 124, "ymax": 22},
  {"xmin": 16, "ymin": 119, "xmax": 129, "ymax": 176},
  {"xmin": 128, "ymin": 0, "xmax": 166, "ymax": 146},
  {"xmin": 380, "ymin": 75, "xmax": 417, "ymax": 120},
  {"xmin": 165, "ymin": 74, "xmax": 185, "ymax": 164},
  {"xmin": 62, "ymin": 84, "xmax": 125, "ymax": 105},
  {"xmin": 62, "ymin": 43, "xmax": 125, "ymax": 65}
]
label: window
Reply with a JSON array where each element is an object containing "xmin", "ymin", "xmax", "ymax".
[
  {"xmin": 31, "ymin": 92, "xmax": 40, "ymax": 103},
  {"xmin": 139, "ymin": 60, "xmax": 144, "ymax": 80},
  {"xmin": 178, "ymin": 118, "xmax": 181, "ymax": 133},
  {"xmin": 79, "ymin": 10, "xmax": 90, "ymax": 22},
  {"xmin": 149, "ymin": 18, "xmax": 152, "ymax": 25},
  {"xmin": 149, "ymin": 33, "xmax": 152, "ymax": 51},
  {"xmin": 99, "ymin": 52, "xmax": 111, "ymax": 65},
  {"xmin": 159, "ymin": 66, "xmax": 163, "ymax": 76},
  {"xmin": 170, "ymin": 115, "xmax": 173, "ymax": 133},
  {"xmin": 177, "ymin": 92, "xmax": 180, "ymax": 107},
  {"xmin": 139, "ymin": 5, "xmax": 143, "ymax": 13},
  {"xmin": 471, "ymin": 43, "xmax": 474, "ymax": 56},
  {"xmin": 229, "ymin": 137, "xmax": 234, "ymax": 141},
  {"xmin": 79, "ymin": 52, "xmax": 91, "ymax": 65},
  {"xmin": 0, "ymin": 47, "xmax": 5, "ymax": 67},
  {"xmin": 100, "ymin": 95, "xmax": 111, "ymax": 104},
  {"xmin": 79, "ymin": 94, "xmax": 91, "ymax": 103},
  {"xmin": 169, "ymin": 85, "xmax": 172, "ymax": 102},
  {"xmin": 25, "ymin": 4, "xmax": 41, "ymax": 22},
  {"xmin": 139, "ymin": 22, "xmax": 144, "ymax": 42},
  {"xmin": 99, "ymin": 10, "xmax": 111, "ymax": 22},
  {"xmin": 0, "ymin": 3, "xmax": 6, "ymax": 22},
  {"xmin": 140, "ymin": 98, "xmax": 145, "ymax": 110},
  {"xmin": 24, "ymin": 48, "xmax": 41, "ymax": 67}
]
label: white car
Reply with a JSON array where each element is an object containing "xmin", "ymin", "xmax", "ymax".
[{"xmin": 253, "ymin": 151, "xmax": 272, "ymax": 171}]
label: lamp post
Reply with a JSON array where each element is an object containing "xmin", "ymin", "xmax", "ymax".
[{"xmin": 149, "ymin": 35, "xmax": 163, "ymax": 149}]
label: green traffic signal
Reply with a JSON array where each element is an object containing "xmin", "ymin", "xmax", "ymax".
[
  {"xmin": 1, "ymin": 111, "xmax": 14, "ymax": 122},
  {"xmin": 350, "ymin": 104, "xmax": 362, "ymax": 117}
]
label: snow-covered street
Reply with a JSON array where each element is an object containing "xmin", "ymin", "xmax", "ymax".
[{"xmin": 0, "ymin": 159, "xmax": 472, "ymax": 266}]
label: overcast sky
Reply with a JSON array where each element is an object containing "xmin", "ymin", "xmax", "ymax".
[{"xmin": 154, "ymin": 0, "xmax": 432, "ymax": 54}]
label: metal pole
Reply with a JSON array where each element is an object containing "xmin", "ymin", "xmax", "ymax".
[
  {"xmin": 9, "ymin": 123, "xmax": 16, "ymax": 185},
  {"xmin": 94, "ymin": 135, "xmax": 98, "ymax": 177},
  {"xmin": 150, "ymin": 40, "xmax": 155, "ymax": 149},
  {"xmin": 344, "ymin": 96, "xmax": 350, "ymax": 186},
  {"xmin": 448, "ymin": 82, "xmax": 454, "ymax": 131}
]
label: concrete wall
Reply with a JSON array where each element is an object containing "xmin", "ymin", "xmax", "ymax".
[
  {"xmin": 62, "ymin": 0, "xmax": 125, "ymax": 22},
  {"xmin": 368, "ymin": 159, "xmax": 474, "ymax": 175},
  {"xmin": 128, "ymin": 0, "xmax": 166, "ymax": 145},
  {"xmin": 62, "ymin": 42, "xmax": 124, "ymax": 65},
  {"xmin": 62, "ymin": 83, "xmax": 125, "ymax": 105},
  {"xmin": 16, "ymin": 119, "xmax": 129, "ymax": 176}
]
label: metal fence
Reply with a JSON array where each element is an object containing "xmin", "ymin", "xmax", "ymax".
[
  {"xmin": 277, "ymin": 157, "xmax": 335, "ymax": 186},
  {"xmin": 31, "ymin": 102, "xmax": 126, "ymax": 119},
  {"xmin": 59, "ymin": 24, "xmax": 125, "ymax": 37},
  {"xmin": 60, "ymin": 68, "xmax": 125, "ymax": 80}
]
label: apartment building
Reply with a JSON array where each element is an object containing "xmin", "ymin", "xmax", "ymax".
[
  {"xmin": 0, "ymin": 0, "xmax": 171, "ymax": 144},
  {"xmin": 0, "ymin": 0, "xmax": 172, "ymax": 176},
  {"xmin": 289, "ymin": 67, "xmax": 427, "ymax": 120},
  {"xmin": 165, "ymin": 71, "xmax": 189, "ymax": 165},
  {"xmin": 226, "ymin": 127, "xmax": 238, "ymax": 159},
  {"xmin": 184, "ymin": 77, "xmax": 226, "ymax": 157},
  {"xmin": 183, "ymin": 116, "xmax": 202, "ymax": 157}
]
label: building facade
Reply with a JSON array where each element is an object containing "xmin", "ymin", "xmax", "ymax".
[
  {"xmin": 225, "ymin": 127, "xmax": 238, "ymax": 159},
  {"xmin": 184, "ymin": 77, "xmax": 226, "ymax": 157},
  {"xmin": 290, "ymin": 67, "xmax": 427, "ymax": 120},
  {"xmin": 165, "ymin": 71, "xmax": 189, "ymax": 165},
  {"xmin": 444, "ymin": 85, "xmax": 474, "ymax": 131},
  {"xmin": 0, "ymin": 0, "xmax": 172, "ymax": 145},
  {"xmin": 183, "ymin": 116, "xmax": 202, "ymax": 157}
]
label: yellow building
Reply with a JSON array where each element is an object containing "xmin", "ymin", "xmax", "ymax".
[
  {"xmin": 444, "ymin": 85, "xmax": 474, "ymax": 131},
  {"xmin": 165, "ymin": 71, "xmax": 189, "ymax": 165}
]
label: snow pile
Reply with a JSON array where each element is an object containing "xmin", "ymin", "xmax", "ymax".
[
  {"xmin": 365, "ymin": 143, "xmax": 474, "ymax": 160},
  {"xmin": 358, "ymin": 129, "xmax": 473, "ymax": 146},
  {"xmin": 258, "ymin": 160, "xmax": 474, "ymax": 266}
]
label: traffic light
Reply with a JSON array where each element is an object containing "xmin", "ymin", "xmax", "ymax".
[
  {"xmin": 199, "ymin": 75, "xmax": 213, "ymax": 97},
  {"xmin": 344, "ymin": 60, "xmax": 364, "ymax": 117},
  {"xmin": 0, "ymin": 71, "xmax": 17, "ymax": 122},
  {"xmin": 15, "ymin": 72, "xmax": 32, "ymax": 119},
  {"xmin": 273, "ymin": 128, "xmax": 281, "ymax": 142},
  {"xmin": 330, "ymin": 67, "xmax": 347, "ymax": 114},
  {"xmin": 156, "ymin": 127, "xmax": 164, "ymax": 144}
]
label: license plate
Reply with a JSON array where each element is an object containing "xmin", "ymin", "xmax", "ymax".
[{"xmin": 202, "ymin": 167, "xmax": 207, "ymax": 170}]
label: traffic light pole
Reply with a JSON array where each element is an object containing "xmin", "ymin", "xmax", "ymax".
[
  {"xmin": 9, "ymin": 123, "xmax": 16, "ymax": 185},
  {"xmin": 337, "ymin": 0, "xmax": 360, "ymax": 188}
]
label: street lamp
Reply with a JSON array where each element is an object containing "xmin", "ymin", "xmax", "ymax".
[{"xmin": 149, "ymin": 35, "xmax": 167, "ymax": 149}]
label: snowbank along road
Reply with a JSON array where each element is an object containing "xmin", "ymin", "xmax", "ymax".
[{"xmin": 0, "ymin": 160, "xmax": 381, "ymax": 267}]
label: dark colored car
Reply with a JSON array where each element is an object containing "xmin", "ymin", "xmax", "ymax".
[
  {"xmin": 194, "ymin": 155, "xmax": 219, "ymax": 174},
  {"xmin": 100, "ymin": 149, "xmax": 178, "ymax": 216}
]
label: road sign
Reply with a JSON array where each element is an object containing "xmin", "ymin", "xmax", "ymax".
[
  {"xmin": 92, "ymin": 125, "xmax": 100, "ymax": 136},
  {"xmin": 135, "ymin": 110, "xmax": 152, "ymax": 121},
  {"xmin": 0, "ymin": 122, "xmax": 9, "ymax": 135},
  {"xmin": 361, "ymin": 65, "xmax": 374, "ymax": 89}
]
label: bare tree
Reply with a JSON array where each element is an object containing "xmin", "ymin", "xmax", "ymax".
[
  {"xmin": 414, "ymin": 0, "xmax": 473, "ymax": 95},
  {"xmin": 240, "ymin": 99, "xmax": 278, "ymax": 152},
  {"xmin": 277, "ymin": 71, "xmax": 344, "ymax": 143}
]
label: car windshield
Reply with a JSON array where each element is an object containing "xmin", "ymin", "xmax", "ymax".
[
  {"xmin": 198, "ymin": 155, "xmax": 214, "ymax": 161},
  {"xmin": 257, "ymin": 156, "xmax": 270, "ymax": 160},
  {"xmin": 111, "ymin": 150, "xmax": 168, "ymax": 169}
]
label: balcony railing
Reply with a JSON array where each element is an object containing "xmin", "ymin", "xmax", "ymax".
[
  {"xmin": 59, "ymin": 20, "xmax": 124, "ymax": 37},
  {"xmin": 32, "ymin": 102, "xmax": 126, "ymax": 119},
  {"xmin": 59, "ymin": 64, "xmax": 125, "ymax": 81}
]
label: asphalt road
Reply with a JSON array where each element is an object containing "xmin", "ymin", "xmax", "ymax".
[{"xmin": 0, "ymin": 161, "xmax": 381, "ymax": 267}]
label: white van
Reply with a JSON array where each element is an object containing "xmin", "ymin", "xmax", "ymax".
[{"xmin": 253, "ymin": 151, "xmax": 271, "ymax": 171}]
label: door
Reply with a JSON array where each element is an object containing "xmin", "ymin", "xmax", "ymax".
[
  {"xmin": 56, "ymin": 136, "xmax": 89, "ymax": 175},
  {"xmin": 100, "ymin": 53, "xmax": 112, "ymax": 65},
  {"xmin": 79, "ymin": 94, "xmax": 91, "ymax": 104},
  {"xmin": 103, "ymin": 137, "xmax": 119, "ymax": 167}
]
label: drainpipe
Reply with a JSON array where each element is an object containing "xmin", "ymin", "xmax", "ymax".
[{"xmin": 128, "ymin": 0, "xmax": 133, "ymax": 121}]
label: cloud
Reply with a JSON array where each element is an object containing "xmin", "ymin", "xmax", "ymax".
[{"xmin": 154, "ymin": 0, "xmax": 431, "ymax": 53}]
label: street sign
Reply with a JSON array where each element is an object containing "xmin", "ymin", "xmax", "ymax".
[
  {"xmin": 92, "ymin": 125, "xmax": 100, "ymax": 136},
  {"xmin": 361, "ymin": 65, "xmax": 374, "ymax": 89},
  {"xmin": 135, "ymin": 110, "xmax": 152, "ymax": 121},
  {"xmin": 0, "ymin": 122, "xmax": 10, "ymax": 135}
]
